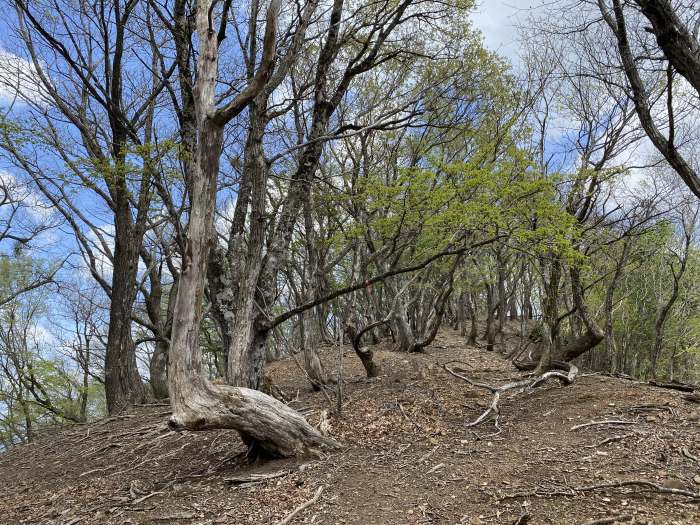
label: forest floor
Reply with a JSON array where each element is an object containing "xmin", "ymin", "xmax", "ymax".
[{"xmin": 1, "ymin": 327, "xmax": 700, "ymax": 525}]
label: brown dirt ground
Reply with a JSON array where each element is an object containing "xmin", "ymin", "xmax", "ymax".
[{"xmin": 1, "ymin": 329, "xmax": 699, "ymax": 525}]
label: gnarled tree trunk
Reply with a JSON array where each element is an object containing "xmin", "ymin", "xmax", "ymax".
[
  {"xmin": 344, "ymin": 320, "xmax": 382, "ymax": 378},
  {"xmin": 168, "ymin": 0, "xmax": 337, "ymax": 457}
]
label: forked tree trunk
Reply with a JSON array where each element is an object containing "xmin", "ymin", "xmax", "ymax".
[
  {"xmin": 344, "ymin": 321, "xmax": 381, "ymax": 378},
  {"xmin": 385, "ymin": 276, "xmax": 419, "ymax": 352},
  {"xmin": 393, "ymin": 304, "xmax": 420, "ymax": 352},
  {"xmin": 168, "ymin": 0, "xmax": 337, "ymax": 457}
]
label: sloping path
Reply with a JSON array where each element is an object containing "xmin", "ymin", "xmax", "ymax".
[{"xmin": 1, "ymin": 330, "xmax": 699, "ymax": 524}]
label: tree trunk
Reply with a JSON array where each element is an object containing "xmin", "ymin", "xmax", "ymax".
[
  {"xmin": 146, "ymin": 274, "xmax": 177, "ymax": 400},
  {"xmin": 558, "ymin": 267, "xmax": 604, "ymax": 362},
  {"xmin": 535, "ymin": 259, "xmax": 561, "ymax": 374},
  {"xmin": 468, "ymin": 293, "xmax": 478, "ymax": 345},
  {"xmin": 496, "ymin": 252, "xmax": 507, "ymax": 334},
  {"xmin": 168, "ymin": 0, "xmax": 336, "ymax": 457},
  {"xmin": 344, "ymin": 321, "xmax": 381, "ymax": 378},
  {"xmin": 104, "ymin": 211, "xmax": 147, "ymax": 413},
  {"xmin": 458, "ymin": 293, "xmax": 467, "ymax": 336},
  {"xmin": 485, "ymin": 284, "xmax": 496, "ymax": 351},
  {"xmin": 300, "ymin": 311, "xmax": 330, "ymax": 390},
  {"xmin": 150, "ymin": 340, "xmax": 169, "ymax": 400},
  {"xmin": 604, "ymin": 241, "xmax": 631, "ymax": 373},
  {"xmin": 393, "ymin": 302, "xmax": 419, "ymax": 352}
]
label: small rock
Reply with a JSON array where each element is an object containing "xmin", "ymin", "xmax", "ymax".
[
  {"xmin": 693, "ymin": 475, "xmax": 700, "ymax": 485},
  {"xmin": 645, "ymin": 415, "xmax": 657, "ymax": 423}
]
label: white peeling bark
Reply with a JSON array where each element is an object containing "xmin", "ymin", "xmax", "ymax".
[{"xmin": 167, "ymin": 0, "xmax": 337, "ymax": 457}]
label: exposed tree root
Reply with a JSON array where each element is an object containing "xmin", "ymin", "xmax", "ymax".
[
  {"xmin": 501, "ymin": 479, "xmax": 700, "ymax": 501},
  {"xmin": 444, "ymin": 361, "xmax": 578, "ymax": 429},
  {"xmin": 169, "ymin": 378, "xmax": 340, "ymax": 458}
]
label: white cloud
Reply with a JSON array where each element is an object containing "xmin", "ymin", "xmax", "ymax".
[
  {"xmin": 0, "ymin": 47, "xmax": 48, "ymax": 107},
  {"xmin": 0, "ymin": 169, "xmax": 54, "ymax": 222},
  {"xmin": 470, "ymin": 1, "xmax": 542, "ymax": 63}
]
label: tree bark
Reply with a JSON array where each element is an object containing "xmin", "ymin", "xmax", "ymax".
[
  {"xmin": 105, "ymin": 209, "xmax": 148, "ymax": 413},
  {"xmin": 634, "ymin": 0, "xmax": 700, "ymax": 98},
  {"xmin": 344, "ymin": 321, "xmax": 381, "ymax": 378},
  {"xmin": 167, "ymin": 0, "xmax": 336, "ymax": 457},
  {"xmin": 468, "ymin": 293, "xmax": 478, "ymax": 346},
  {"xmin": 484, "ymin": 284, "xmax": 496, "ymax": 352}
]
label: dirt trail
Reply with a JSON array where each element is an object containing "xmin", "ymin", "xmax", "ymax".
[{"xmin": 1, "ymin": 330, "xmax": 699, "ymax": 524}]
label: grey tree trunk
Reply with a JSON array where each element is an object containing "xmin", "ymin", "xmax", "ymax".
[
  {"xmin": 168, "ymin": 0, "xmax": 336, "ymax": 457},
  {"xmin": 535, "ymin": 259, "xmax": 561, "ymax": 374},
  {"xmin": 104, "ymin": 210, "xmax": 148, "ymax": 413},
  {"xmin": 485, "ymin": 284, "xmax": 496, "ymax": 352},
  {"xmin": 468, "ymin": 294, "xmax": 479, "ymax": 346}
]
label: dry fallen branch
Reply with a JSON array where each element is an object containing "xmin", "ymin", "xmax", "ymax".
[
  {"xmin": 648, "ymin": 380, "xmax": 696, "ymax": 393},
  {"xmin": 444, "ymin": 361, "xmax": 578, "ymax": 429},
  {"xmin": 578, "ymin": 480, "xmax": 700, "ymax": 499},
  {"xmin": 585, "ymin": 432, "xmax": 638, "ymax": 449},
  {"xmin": 579, "ymin": 515, "xmax": 632, "ymax": 525},
  {"xmin": 276, "ymin": 485, "xmax": 324, "ymax": 525},
  {"xmin": 570, "ymin": 420, "xmax": 635, "ymax": 431},
  {"xmin": 683, "ymin": 392, "xmax": 700, "ymax": 403},
  {"xmin": 131, "ymin": 491, "xmax": 163, "ymax": 505},
  {"xmin": 79, "ymin": 465, "xmax": 116, "ymax": 477}
]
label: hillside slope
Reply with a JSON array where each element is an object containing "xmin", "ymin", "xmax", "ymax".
[{"xmin": 1, "ymin": 331, "xmax": 699, "ymax": 525}]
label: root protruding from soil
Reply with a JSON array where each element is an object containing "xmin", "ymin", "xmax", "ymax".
[{"xmin": 444, "ymin": 361, "xmax": 578, "ymax": 429}]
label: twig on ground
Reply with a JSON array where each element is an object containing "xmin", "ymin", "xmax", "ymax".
[
  {"xmin": 417, "ymin": 445, "xmax": 440, "ymax": 464},
  {"xmin": 501, "ymin": 479, "xmax": 700, "ymax": 501},
  {"xmin": 570, "ymin": 420, "xmax": 635, "ymax": 431},
  {"xmin": 585, "ymin": 433, "xmax": 637, "ymax": 448},
  {"xmin": 397, "ymin": 400, "xmax": 425, "ymax": 432},
  {"xmin": 681, "ymin": 447, "xmax": 700, "ymax": 465},
  {"xmin": 426, "ymin": 462, "xmax": 445, "ymax": 474},
  {"xmin": 512, "ymin": 513, "xmax": 530, "ymax": 525},
  {"xmin": 132, "ymin": 491, "xmax": 163, "ymax": 505},
  {"xmin": 79, "ymin": 465, "xmax": 116, "ymax": 477},
  {"xmin": 276, "ymin": 486, "xmax": 324, "ymax": 525},
  {"xmin": 579, "ymin": 515, "xmax": 632, "ymax": 525}
]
